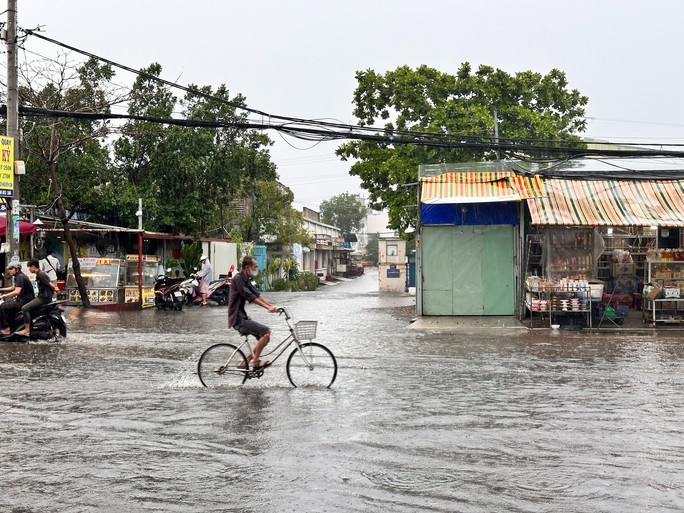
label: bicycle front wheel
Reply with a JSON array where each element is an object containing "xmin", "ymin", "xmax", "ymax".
[
  {"xmin": 286, "ymin": 342, "xmax": 337, "ymax": 388},
  {"xmin": 197, "ymin": 343, "xmax": 248, "ymax": 387}
]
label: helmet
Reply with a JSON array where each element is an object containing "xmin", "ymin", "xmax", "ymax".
[
  {"xmin": 199, "ymin": 255, "xmax": 208, "ymax": 262},
  {"xmin": 6, "ymin": 262, "xmax": 21, "ymax": 270}
]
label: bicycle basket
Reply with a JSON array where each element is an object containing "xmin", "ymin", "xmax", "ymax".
[{"xmin": 294, "ymin": 320, "xmax": 317, "ymax": 340}]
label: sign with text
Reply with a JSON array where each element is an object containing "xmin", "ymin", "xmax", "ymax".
[
  {"xmin": 387, "ymin": 264, "xmax": 401, "ymax": 278},
  {"xmin": 0, "ymin": 136, "xmax": 14, "ymax": 197}
]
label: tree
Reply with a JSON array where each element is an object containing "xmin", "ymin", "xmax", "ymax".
[
  {"xmin": 113, "ymin": 65, "xmax": 277, "ymax": 235},
  {"xmin": 239, "ymin": 181, "xmax": 310, "ymax": 246},
  {"xmin": 319, "ymin": 192, "xmax": 366, "ymax": 234},
  {"xmin": 336, "ymin": 63, "xmax": 588, "ymax": 230},
  {"xmin": 364, "ymin": 233, "xmax": 379, "ymax": 266},
  {"xmin": 17, "ymin": 55, "xmax": 127, "ymax": 306}
]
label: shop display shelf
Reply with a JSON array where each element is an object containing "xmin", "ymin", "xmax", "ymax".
[{"xmin": 643, "ymin": 261, "xmax": 684, "ymax": 325}]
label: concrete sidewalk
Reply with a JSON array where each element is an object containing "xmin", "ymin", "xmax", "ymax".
[
  {"xmin": 408, "ymin": 313, "xmax": 684, "ymax": 334},
  {"xmin": 408, "ymin": 315, "xmax": 529, "ymax": 333}
]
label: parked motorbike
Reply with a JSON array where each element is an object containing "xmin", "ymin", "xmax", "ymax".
[
  {"xmin": 154, "ymin": 275, "xmax": 184, "ymax": 311},
  {"xmin": 0, "ymin": 299, "xmax": 68, "ymax": 342},
  {"xmin": 178, "ymin": 275, "xmax": 200, "ymax": 305},
  {"xmin": 179, "ymin": 275, "xmax": 230, "ymax": 306},
  {"xmin": 206, "ymin": 277, "xmax": 230, "ymax": 305}
]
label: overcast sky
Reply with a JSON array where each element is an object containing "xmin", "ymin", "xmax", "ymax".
[{"xmin": 10, "ymin": 1, "xmax": 684, "ymax": 210}]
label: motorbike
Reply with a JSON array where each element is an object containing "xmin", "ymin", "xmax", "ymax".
[
  {"xmin": 178, "ymin": 275, "xmax": 200, "ymax": 305},
  {"xmin": 206, "ymin": 277, "xmax": 230, "ymax": 305},
  {"xmin": 154, "ymin": 275, "xmax": 184, "ymax": 311},
  {"xmin": 179, "ymin": 275, "xmax": 230, "ymax": 306},
  {"xmin": 0, "ymin": 299, "xmax": 68, "ymax": 342}
]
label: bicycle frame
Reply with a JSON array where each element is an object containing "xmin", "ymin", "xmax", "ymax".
[{"xmin": 228, "ymin": 307, "xmax": 316, "ymax": 374}]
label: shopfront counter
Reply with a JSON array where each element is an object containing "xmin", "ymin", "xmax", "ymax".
[{"xmin": 66, "ymin": 255, "xmax": 159, "ymax": 309}]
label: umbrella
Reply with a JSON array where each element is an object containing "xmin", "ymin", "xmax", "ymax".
[{"xmin": 0, "ymin": 217, "xmax": 37, "ymax": 236}]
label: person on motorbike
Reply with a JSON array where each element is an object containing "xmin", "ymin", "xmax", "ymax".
[
  {"xmin": 194, "ymin": 255, "xmax": 213, "ymax": 306},
  {"xmin": 227, "ymin": 255, "xmax": 278, "ymax": 369},
  {"xmin": 14, "ymin": 259, "xmax": 56, "ymax": 337},
  {"xmin": 0, "ymin": 262, "xmax": 36, "ymax": 335}
]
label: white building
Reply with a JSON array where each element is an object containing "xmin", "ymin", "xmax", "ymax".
[
  {"xmin": 300, "ymin": 208, "xmax": 349, "ymax": 279},
  {"xmin": 357, "ymin": 207, "xmax": 392, "ymax": 251}
]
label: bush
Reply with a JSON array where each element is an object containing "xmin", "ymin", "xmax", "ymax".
[
  {"xmin": 270, "ymin": 278, "xmax": 289, "ymax": 291},
  {"xmin": 298, "ymin": 272, "xmax": 320, "ymax": 291}
]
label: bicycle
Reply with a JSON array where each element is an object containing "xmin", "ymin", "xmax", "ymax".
[{"xmin": 197, "ymin": 307, "xmax": 337, "ymax": 388}]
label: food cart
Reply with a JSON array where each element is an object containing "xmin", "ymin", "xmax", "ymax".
[{"xmin": 66, "ymin": 255, "xmax": 159, "ymax": 309}]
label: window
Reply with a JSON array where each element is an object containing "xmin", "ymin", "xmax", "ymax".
[{"xmin": 387, "ymin": 244, "xmax": 398, "ymax": 256}]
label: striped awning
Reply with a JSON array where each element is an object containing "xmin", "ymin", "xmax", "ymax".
[
  {"xmin": 527, "ymin": 179, "xmax": 684, "ymax": 226},
  {"xmin": 420, "ymin": 172, "xmax": 545, "ymax": 204}
]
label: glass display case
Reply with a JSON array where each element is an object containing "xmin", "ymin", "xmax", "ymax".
[
  {"xmin": 66, "ymin": 255, "xmax": 159, "ymax": 308},
  {"xmin": 66, "ymin": 258, "xmax": 124, "ymax": 306},
  {"xmin": 124, "ymin": 255, "xmax": 158, "ymax": 307}
]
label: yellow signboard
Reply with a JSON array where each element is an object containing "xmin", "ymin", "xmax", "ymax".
[{"xmin": 0, "ymin": 136, "xmax": 14, "ymax": 197}]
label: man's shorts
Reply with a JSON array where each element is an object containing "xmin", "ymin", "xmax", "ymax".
[{"xmin": 235, "ymin": 319, "xmax": 270, "ymax": 339}]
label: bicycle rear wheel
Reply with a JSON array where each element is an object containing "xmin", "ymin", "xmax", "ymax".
[
  {"xmin": 198, "ymin": 343, "xmax": 248, "ymax": 387},
  {"xmin": 286, "ymin": 342, "xmax": 337, "ymax": 388}
]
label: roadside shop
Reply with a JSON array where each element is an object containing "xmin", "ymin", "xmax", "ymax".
[
  {"xmin": 415, "ymin": 159, "xmax": 684, "ymax": 330},
  {"xmin": 525, "ymin": 176, "xmax": 684, "ymax": 328}
]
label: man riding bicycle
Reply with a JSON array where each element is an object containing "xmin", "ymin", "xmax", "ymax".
[{"xmin": 227, "ymin": 255, "xmax": 278, "ymax": 369}]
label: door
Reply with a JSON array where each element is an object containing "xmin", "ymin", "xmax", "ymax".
[{"xmin": 421, "ymin": 225, "xmax": 514, "ymax": 315}]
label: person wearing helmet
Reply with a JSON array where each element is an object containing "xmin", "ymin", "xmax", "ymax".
[
  {"xmin": 0, "ymin": 262, "xmax": 36, "ymax": 335},
  {"xmin": 195, "ymin": 255, "xmax": 213, "ymax": 306}
]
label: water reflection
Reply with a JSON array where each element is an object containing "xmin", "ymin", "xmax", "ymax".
[{"xmin": 1, "ymin": 272, "xmax": 684, "ymax": 512}]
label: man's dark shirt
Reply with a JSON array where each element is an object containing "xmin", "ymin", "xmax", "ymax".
[
  {"xmin": 228, "ymin": 271, "xmax": 260, "ymax": 329},
  {"xmin": 14, "ymin": 272, "xmax": 35, "ymax": 305},
  {"xmin": 35, "ymin": 270, "xmax": 53, "ymax": 301}
]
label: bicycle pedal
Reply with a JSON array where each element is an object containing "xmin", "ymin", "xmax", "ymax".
[{"xmin": 247, "ymin": 369, "xmax": 264, "ymax": 379}]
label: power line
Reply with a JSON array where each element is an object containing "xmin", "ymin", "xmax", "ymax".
[
  {"xmin": 14, "ymin": 29, "xmax": 684, "ymax": 161},
  {"xmin": 21, "ymin": 28, "xmax": 684, "ymax": 153},
  {"xmin": 10, "ymin": 104, "xmax": 684, "ymax": 160}
]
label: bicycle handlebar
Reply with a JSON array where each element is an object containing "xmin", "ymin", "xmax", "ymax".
[{"xmin": 277, "ymin": 306, "xmax": 291, "ymax": 320}]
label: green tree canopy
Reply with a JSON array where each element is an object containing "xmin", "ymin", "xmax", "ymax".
[
  {"xmin": 19, "ymin": 56, "xmax": 121, "ymax": 217},
  {"xmin": 113, "ymin": 64, "xmax": 277, "ymax": 235},
  {"xmin": 336, "ymin": 63, "xmax": 589, "ymax": 230},
  {"xmin": 319, "ymin": 192, "xmax": 367, "ymax": 234},
  {"xmin": 16, "ymin": 57, "xmax": 304, "ymax": 250},
  {"xmin": 242, "ymin": 181, "xmax": 311, "ymax": 245}
]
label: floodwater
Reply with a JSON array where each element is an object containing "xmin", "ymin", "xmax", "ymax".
[{"xmin": 2, "ymin": 270, "xmax": 684, "ymax": 512}]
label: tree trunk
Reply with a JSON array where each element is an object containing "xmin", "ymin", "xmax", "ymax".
[{"xmin": 48, "ymin": 124, "xmax": 90, "ymax": 307}]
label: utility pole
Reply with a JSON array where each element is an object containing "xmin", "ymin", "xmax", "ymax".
[
  {"xmin": 493, "ymin": 108, "xmax": 500, "ymax": 164},
  {"xmin": 5, "ymin": 0, "xmax": 20, "ymax": 264}
]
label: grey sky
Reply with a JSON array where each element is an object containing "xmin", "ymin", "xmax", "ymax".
[{"xmin": 11, "ymin": 0, "xmax": 684, "ymax": 209}]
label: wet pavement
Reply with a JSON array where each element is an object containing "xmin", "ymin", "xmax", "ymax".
[{"xmin": 2, "ymin": 269, "xmax": 684, "ymax": 512}]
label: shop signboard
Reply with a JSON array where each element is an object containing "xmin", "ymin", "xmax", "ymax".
[{"xmin": 0, "ymin": 136, "xmax": 14, "ymax": 198}]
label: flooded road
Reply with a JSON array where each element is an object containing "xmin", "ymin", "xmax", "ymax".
[{"xmin": 2, "ymin": 269, "xmax": 684, "ymax": 512}]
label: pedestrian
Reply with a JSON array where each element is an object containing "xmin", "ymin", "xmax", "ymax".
[
  {"xmin": 40, "ymin": 249, "xmax": 61, "ymax": 283},
  {"xmin": 0, "ymin": 262, "xmax": 36, "ymax": 335},
  {"xmin": 195, "ymin": 255, "xmax": 213, "ymax": 306},
  {"xmin": 15, "ymin": 259, "xmax": 57, "ymax": 337},
  {"xmin": 227, "ymin": 255, "xmax": 278, "ymax": 369}
]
